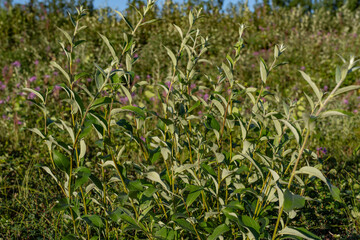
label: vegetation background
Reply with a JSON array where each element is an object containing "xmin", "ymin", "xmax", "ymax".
[{"xmin": 0, "ymin": 0, "xmax": 360, "ymax": 239}]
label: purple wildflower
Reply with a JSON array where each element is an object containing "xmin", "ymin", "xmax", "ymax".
[
  {"xmin": 343, "ymin": 99, "xmax": 349, "ymax": 105},
  {"xmin": 253, "ymin": 52, "xmax": 259, "ymax": 56},
  {"xmin": 190, "ymin": 83, "xmax": 196, "ymax": 90},
  {"xmin": 53, "ymin": 71, "xmax": 59, "ymax": 76},
  {"xmin": 323, "ymin": 85, "xmax": 328, "ymax": 92},
  {"xmin": 203, "ymin": 93, "xmax": 209, "ymax": 101},
  {"xmin": 29, "ymin": 76, "xmax": 37, "ymax": 82},
  {"xmin": 134, "ymin": 53, "xmax": 139, "ymax": 58},
  {"xmin": 135, "ymin": 75, "xmax": 140, "ymax": 80},
  {"xmin": 17, "ymin": 120, "xmax": 23, "ymax": 125},
  {"xmin": 119, "ymin": 96, "xmax": 128, "ymax": 104},
  {"xmin": 140, "ymin": 136, "xmax": 145, "ymax": 142},
  {"xmin": 54, "ymin": 85, "xmax": 62, "ymax": 91},
  {"xmin": 354, "ymin": 109, "xmax": 358, "ymax": 114},
  {"xmin": 0, "ymin": 100, "xmax": 4, "ymax": 104},
  {"xmin": 27, "ymin": 92, "xmax": 36, "ymax": 100},
  {"xmin": 147, "ymin": 74, "xmax": 151, "ymax": 79},
  {"xmin": 12, "ymin": 61, "xmax": 21, "ymax": 68},
  {"xmin": 44, "ymin": 75, "xmax": 50, "ymax": 79},
  {"xmin": 300, "ymin": 66, "xmax": 305, "ymax": 70},
  {"xmin": 35, "ymin": 86, "xmax": 41, "ymax": 91},
  {"xmin": 34, "ymin": 60, "xmax": 39, "ymax": 65},
  {"xmin": 16, "ymin": 83, "xmax": 21, "ymax": 88}
]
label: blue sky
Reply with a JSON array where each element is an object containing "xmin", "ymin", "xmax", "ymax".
[{"xmin": 14, "ymin": 0, "xmax": 256, "ymax": 11}]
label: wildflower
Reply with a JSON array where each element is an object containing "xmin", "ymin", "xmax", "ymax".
[
  {"xmin": 203, "ymin": 93, "xmax": 209, "ymax": 101},
  {"xmin": 147, "ymin": 74, "xmax": 151, "ymax": 79},
  {"xmin": 53, "ymin": 71, "xmax": 59, "ymax": 76},
  {"xmin": 150, "ymin": 97, "xmax": 155, "ymax": 102},
  {"xmin": 119, "ymin": 96, "xmax": 128, "ymax": 105},
  {"xmin": 16, "ymin": 83, "xmax": 21, "ymax": 88},
  {"xmin": 300, "ymin": 66, "xmax": 305, "ymax": 70},
  {"xmin": 165, "ymin": 81, "xmax": 173, "ymax": 91},
  {"xmin": 343, "ymin": 99, "xmax": 349, "ymax": 105},
  {"xmin": 35, "ymin": 86, "xmax": 41, "ymax": 91},
  {"xmin": 253, "ymin": 52, "xmax": 259, "ymax": 56},
  {"xmin": 265, "ymin": 86, "xmax": 270, "ymax": 90},
  {"xmin": 2, "ymin": 65, "xmax": 9, "ymax": 78},
  {"xmin": 17, "ymin": 120, "xmax": 23, "ymax": 125},
  {"xmin": 29, "ymin": 76, "xmax": 37, "ymax": 82},
  {"xmin": 0, "ymin": 100, "xmax": 4, "ymax": 104},
  {"xmin": 0, "ymin": 82, "xmax": 6, "ymax": 90},
  {"xmin": 34, "ymin": 60, "xmax": 39, "ymax": 65},
  {"xmin": 6, "ymin": 96, "xmax": 10, "ymax": 102},
  {"xmin": 140, "ymin": 136, "xmax": 145, "ymax": 142},
  {"xmin": 44, "ymin": 75, "xmax": 50, "ymax": 79},
  {"xmin": 87, "ymin": 78, "xmax": 92, "ymax": 82},
  {"xmin": 134, "ymin": 53, "xmax": 139, "ymax": 58},
  {"xmin": 190, "ymin": 83, "xmax": 196, "ymax": 90},
  {"xmin": 354, "ymin": 109, "xmax": 358, "ymax": 114},
  {"xmin": 54, "ymin": 85, "xmax": 62, "ymax": 91},
  {"xmin": 27, "ymin": 92, "xmax": 36, "ymax": 100},
  {"xmin": 135, "ymin": 75, "xmax": 140, "ymax": 80},
  {"xmin": 323, "ymin": 85, "xmax": 328, "ymax": 92},
  {"xmin": 12, "ymin": 61, "xmax": 21, "ymax": 68}
]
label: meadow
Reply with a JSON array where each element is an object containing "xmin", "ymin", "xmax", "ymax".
[{"xmin": 0, "ymin": 0, "xmax": 360, "ymax": 239}]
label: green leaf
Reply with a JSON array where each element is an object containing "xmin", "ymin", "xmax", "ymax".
[
  {"xmin": 279, "ymin": 119, "xmax": 301, "ymax": 145},
  {"xmin": 333, "ymin": 85, "xmax": 360, "ymax": 97},
  {"xmin": 99, "ymin": 33, "xmax": 118, "ymax": 63},
  {"xmin": 319, "ymin": 110, "xmax": 348, "ymax": 118},
  {"xmin": 241, "ymin": 215, "xmax": 260, "ymax": 233},
  {"xmin": 259, "ymin": 58, "xmax": 267, "ymax": 84},
  {"xmin": 57, "ymin": 27, "xmax": 72, "ymax": 44},
  {"xmin": 114, "ymin": 10, "xmax": 134, "ymax": 31},
  {"xmin": 174, "ymin": 219, "xmax": 195, "ymax": 234},
  {"xmin": 53, "ymin": 150, "xmax": 70, "ymax": 173},
  {"xmin": 62, "ymin": 234, "xmax": 77, "ymax": 240},
  {"xmin": 187, "ymin": 100, "xmax": 201, "ymax": 114},
  {"xmin": 296, "ymin": 166, "xmax": 341, "ymax": 201},
  {"xmin": 222, "ymin": 63, "xmax": 233, "ymax": 87},
  {"xmin": 299, "ymin": 70, "xmax": 321, "ymax": 101},
  {"xmin": 121, "ymin": 105, "xmax": 146, "ymax": 118},
  {"xmin": 52, "ymin": 198, "xmax": 70, "ymax": 212},
  {"xmin": 164, "ymin": 46, "xmax": 177, "ymax": 67},
  {"xmin": 145, "ymin": 172, "xmax": 168, "ymax": 190},
  {"xmin": 119, "ymin": 214, "xmax": 141, "ymax": 230},
  {"xmin": 90, "ymin": 97, "xmax": 112, "ymax": 110},
  {"xmin": 279, "ymin": 227, "xmax": 321, "ymax": 240},
  {"xmin": 23, "ymin": 88, "xmax": 45, "ymax": 103},
  {"xmin": 283, "ymin": 189, "xmax": 305, "ymax": 212},
  {"xmin": 207, "ymin": 224, "xmax": 230, "ymax": 240},
  {"xmin": 186, "ymin": 185, "xmax": 203, "ymax": 207},
  {"xmin": 51, "ymin": 61, "xmax": 70, "ymax": 84},
  {"xmin": 82, "ymin": 215, "xmax": 104, "ymax": 228}
]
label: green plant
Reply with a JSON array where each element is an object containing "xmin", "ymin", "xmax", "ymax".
[{"xmin": 15, "ymin": 2, "xmax": 360, "ymax": 240}]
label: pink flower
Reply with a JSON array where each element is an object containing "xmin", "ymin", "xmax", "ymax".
[
  {"xmin": 300, "ymin": 66, "xmax": 305, "ymax": 70},
  {"xmin": 343, "ymin": 99, "xmax": 349, "ymax": 105},
  {"xmin": 29, "ymin": 76, "xmax": 37, "ymax": 82},
  {"xmin": 12, "ymin": 61, "xmax": 21, "ymax": 68},
  {"xmin": 253, "ymin": 52, "xmax": 259, "ymax": 56},
  {"xmin": 203, "ymin": 93, "xmax": 209, "ymax": 101},
  {"xmin": 34, "ymin": 60, "xmax": 39, "ymax": 65}
]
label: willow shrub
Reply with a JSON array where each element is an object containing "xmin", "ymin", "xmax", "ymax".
[{"xmin": 25, "ymin": 1, "xmax": 360, "ymax": 239}]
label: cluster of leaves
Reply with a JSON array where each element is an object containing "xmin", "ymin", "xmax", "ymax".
[{"xmin": 20, "ymin": 1, "xmax": 360, "ymax": 239}]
